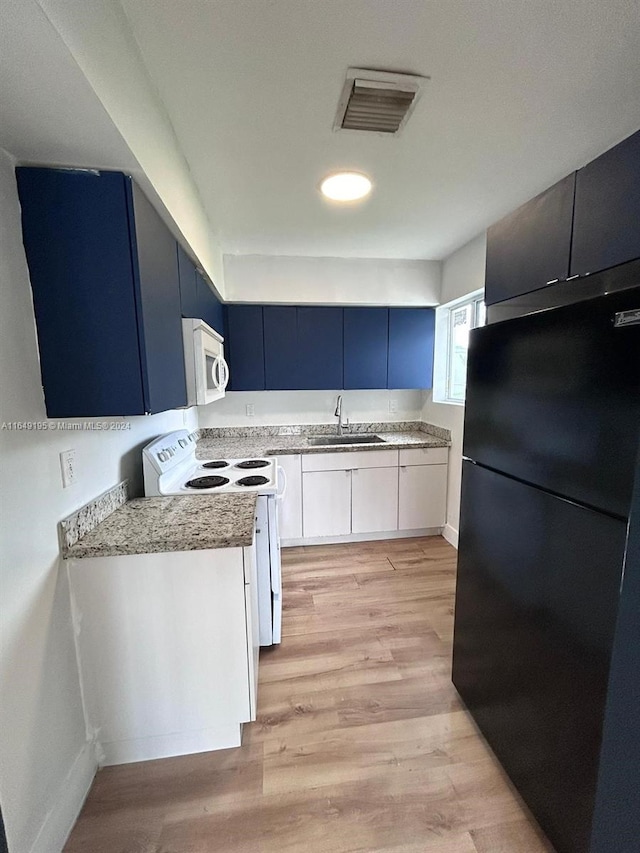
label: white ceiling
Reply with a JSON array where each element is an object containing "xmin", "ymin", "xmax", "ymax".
[
  {"xmin": 1, "ymin": 0, "xmax": 638, "ymax": 267},
  {"xmin": 119, "ymin": 0, "xmax": 640, "ymax": 260}
]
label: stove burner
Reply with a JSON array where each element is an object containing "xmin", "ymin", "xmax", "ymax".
[
  {"xmin": 235, "ymin": 459, "xmax": 269, "ymax": 469},
  {"xmin": 201, "ymin": 460, "xmax": 229, "ymax": 469},
  {"xmin": 236, "ymin": 475, "xmax": 270, "ymax": 487},
  {"xmin": 185, "ymin": 475, "xmax": 229, "ymax": 489}
]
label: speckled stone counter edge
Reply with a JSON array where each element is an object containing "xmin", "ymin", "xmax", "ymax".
[
  {"xmin": 200, "ymin": 421, "xmax": 451, "ymax": 442},
  {"xmin": 64, "ymin": 493, "xmax": 257, "ymax": 559},
  {"xmin": 59, "ymin": 480, "xmax": 129, "ymax": 557}
]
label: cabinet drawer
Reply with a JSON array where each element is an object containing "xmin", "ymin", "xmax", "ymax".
[
  {"xmin": 302, "ymin": 449, "xmax": 399, "ymax": 472},
  {"xmin": 399, "ymin": 447, "xmax": 448, "ymax": 466}
]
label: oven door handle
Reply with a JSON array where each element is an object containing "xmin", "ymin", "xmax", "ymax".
[{"xmin": 276, "ymin": 465, "xmax": 287, "ymax": 501}]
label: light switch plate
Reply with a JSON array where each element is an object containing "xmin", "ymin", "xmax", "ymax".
[
  {"xmin": 389, "ymin": 398, "xmax": 398, "ymax": 414},
  {"xmin": 60, "ymin": 449, "xmax": 76, "ymax": 487},
  {"xmin": 246, "ymin": 404, "xmax": 255, "ymax": 417}
]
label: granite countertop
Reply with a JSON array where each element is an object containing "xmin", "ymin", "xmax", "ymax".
[
  {"xmin": 196, "ymin": 426, "xmax": 450, "ymax": 460},
  {"xmin": 64, "ymin": 493, "xmax": 257, "ymax": 559}
]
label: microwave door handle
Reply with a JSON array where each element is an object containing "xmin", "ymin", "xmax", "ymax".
[
  {"xmin": 219, "ymin": 357, "xmax": 229, "ymax": 391},
  {"xmin": 212, "ymin": 356, "xmax": 228, "ymax": 392}
]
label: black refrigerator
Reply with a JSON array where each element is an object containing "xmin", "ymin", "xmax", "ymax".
[{"xmin": 452, "ymin": 277, "xmax": 640, "ymax": 853}]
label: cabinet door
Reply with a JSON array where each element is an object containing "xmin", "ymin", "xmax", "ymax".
[
  {"xmin": 571, "ymin": 130, "xmax": 640, "ymax": 277},
  {"xmin": 302, "ymin": 470, "xmax": 351, "ymax": 538},
  {"xmin": 485, "ymin": 173, "xmax": 575, "ymax": 305},
  {"xmin": 196, "ymin": 271, "xmax": 225, "ymax": 335},
  {"xmin": 398, "ymin": 464, "xmax": 447, "ymax": 530},
  {"xmin": 225, "ymin": 305, "xmax": 265, "ymax": 391},
  {"xmin": 277, "ymin": 455, "xmax": 303, "ymax": 540},
  {"xmin": 67, "ymin": 549, "xmax": 250, "ymax": 762},
  {"xmin": 128, "ymin": 180, "xmax": 187, "ymax": 413},
  {"xmin": 177, "ymin": 244, "xmax": 199, "ymax": 318},
  {"xmin": 16, "ymin": 167, "xmax": 146, "ymax": 417},
  {"xmin": 296, "ymin": 307, "xmax": 343, "ymax": 390},
  {"xmin": 387, "ymin": 308, "xmax": 435, "ymax": 389},
  {"xmin": 351, "ymin": 467, "xmax": 398, "ymax": 534},
  {"xmin": 344, "ymin": 307, "xmax": 389, "ymax": 389},
  {"xmin": 264, "ymin": 306, "xmax": 298, "ymax": 390}
]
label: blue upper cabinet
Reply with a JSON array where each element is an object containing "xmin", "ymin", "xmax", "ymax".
[
  {"xmin": 16, "ymin": 167, "xmax": 187, "ymax": 417},
  {"xmin": 296, "ymin": 307, "xmax": 343, "ymax": 390},
  {"xmin": 226, "ymin": 303, "xmax": 435, "ymax": 391},
  {"xmin": 177, "ymin": 244, "xmax": 199, "ymax": 318},
  {"xmin": 387, "ymin": 308, "xmax": 435, "ymax": 389},
  {"xmin": 128, "ymin": 182, "xmax": 186, "ymax": 414},
  {"xmin": 344, "ymin": 308, "xmax": 389, "ymax": 389},
  {"xmin": 571, "ymin": 130, "xmax": 640, "ymax": 277},
  {"xmin": 263, "ymin": 306, "xmax": 298, "ymax": 390},
  {"xmin": 196, "ymin": 271, "xmax": 225, "ymax": 337},
  {"xmin": 225, "ymin": 305, "xmax": 265, "ymax": 391},
  {"xmin": 177, "ymin": 245, "xmax": 225, "ymax": 335},
  {"xmin": 263, "ymin": 306, "xmax": 343, "ymax": 390}
]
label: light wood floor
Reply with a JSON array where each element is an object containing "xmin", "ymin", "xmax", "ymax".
[{"xmin": 64, "ymin": 536, "xmax": 554, "ymax": 853}]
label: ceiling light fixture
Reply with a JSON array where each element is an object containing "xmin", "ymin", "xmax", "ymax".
[{"xmin": 320, "ymin": 171, "xmax": 372, "ymax": 202}]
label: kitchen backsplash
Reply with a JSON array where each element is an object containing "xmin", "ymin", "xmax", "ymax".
[{"xmin": 197, "ymin": 389, "xmax": 425, "ymax": 428}]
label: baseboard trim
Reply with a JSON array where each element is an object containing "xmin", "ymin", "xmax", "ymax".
[
  {"xmin": 29, "ymin": 741, "xmax": 96, "ymax": 853},
  {"xmin": 282, "ymin": 528, "xmax": 443, "ymax": 548},
  {"xmin": 442, "ymin": 523, "xmax": 459, "ymax": 549},
  {"xmin": 99, "ymin": 723, "xmax": 243, "ymax": 767}
]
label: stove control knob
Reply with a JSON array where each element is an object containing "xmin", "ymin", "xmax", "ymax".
[
  {"xmin": 157, "ymin": 451, "xmax": 168, "ymax": 462},
  {"xmin": 178, "ymin": 439, "xmax": 187, "ymax": 448},
  {"xmin": 165, "ymin": 447, "xmax": 174, "ymax": 458}
]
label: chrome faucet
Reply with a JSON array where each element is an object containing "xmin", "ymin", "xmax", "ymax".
[{"xmin": 334, "ymin": 394, "xmax": 345, "ymax": 435}]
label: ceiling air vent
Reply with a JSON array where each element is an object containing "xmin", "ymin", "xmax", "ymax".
[{"xmin": 334, "ymin": 68, "xmax": 428, "ymax": 135}]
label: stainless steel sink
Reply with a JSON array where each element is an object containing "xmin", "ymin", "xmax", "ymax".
[{"xmin": 307, "ymin": 434, "xmax": 384, "ymax": 446}]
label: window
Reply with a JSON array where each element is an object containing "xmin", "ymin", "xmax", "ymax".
[{"xmin": 433, "ymin": 290, "xmax": 485, "ymax": 405}]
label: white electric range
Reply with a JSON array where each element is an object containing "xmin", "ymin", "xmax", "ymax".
[{"xmin": 142, "ymin": 429, "xmax": 283, "ymax": 645}]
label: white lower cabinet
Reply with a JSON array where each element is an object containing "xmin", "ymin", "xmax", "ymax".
[
  {"xmin": 398, "ymin": 464, "xmax": 448, "ymax": 530},
  {"xmin": 298, "ymin": 448, "xmax": 448, "ymax": 542},
  {"xmin": 67, "ymin": 544, "xmax": 258, "ymax": 766},
  {"xmin": 351, "ymin": 466, "xmax": 399, "ymax": 534},
  {"xmin": 302, "ymin": 469, "xmax": 351, "ymax": 537}
]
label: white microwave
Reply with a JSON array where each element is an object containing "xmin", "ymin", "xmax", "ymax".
[{"xmin": 182, "ymin": 318, "xmax": 229, "ymax": 406}]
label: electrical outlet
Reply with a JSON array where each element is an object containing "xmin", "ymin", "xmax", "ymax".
[
  {"xmin": 246, "ymin": 404, "xmax": 255, "ymax": 417},
  {"xmin": 60, "ymin": 449, "xmax": 76, "ymax": 488},
  {"xmin": 389, "ymin": 398, "xmax": 398, "ymax": 414}
]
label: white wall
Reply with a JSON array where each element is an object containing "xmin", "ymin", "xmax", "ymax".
[
  {"xmin": 438, "ymin": 233, "xmax": 487, "ymax": 304},
  {"xmin": 0, "ymin": 149, "xmax": 197, "ymax": 853},
  {"xmin": 422, "ymin": 233, "xmax": 487, "ymax": 545},
  {"xmin": 223, "ymin": 255, "xmax": 441, "ymax": 305},
  {"xmin": 198, "ymin": 389, "xmax": 423, "ymax": 428}
]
